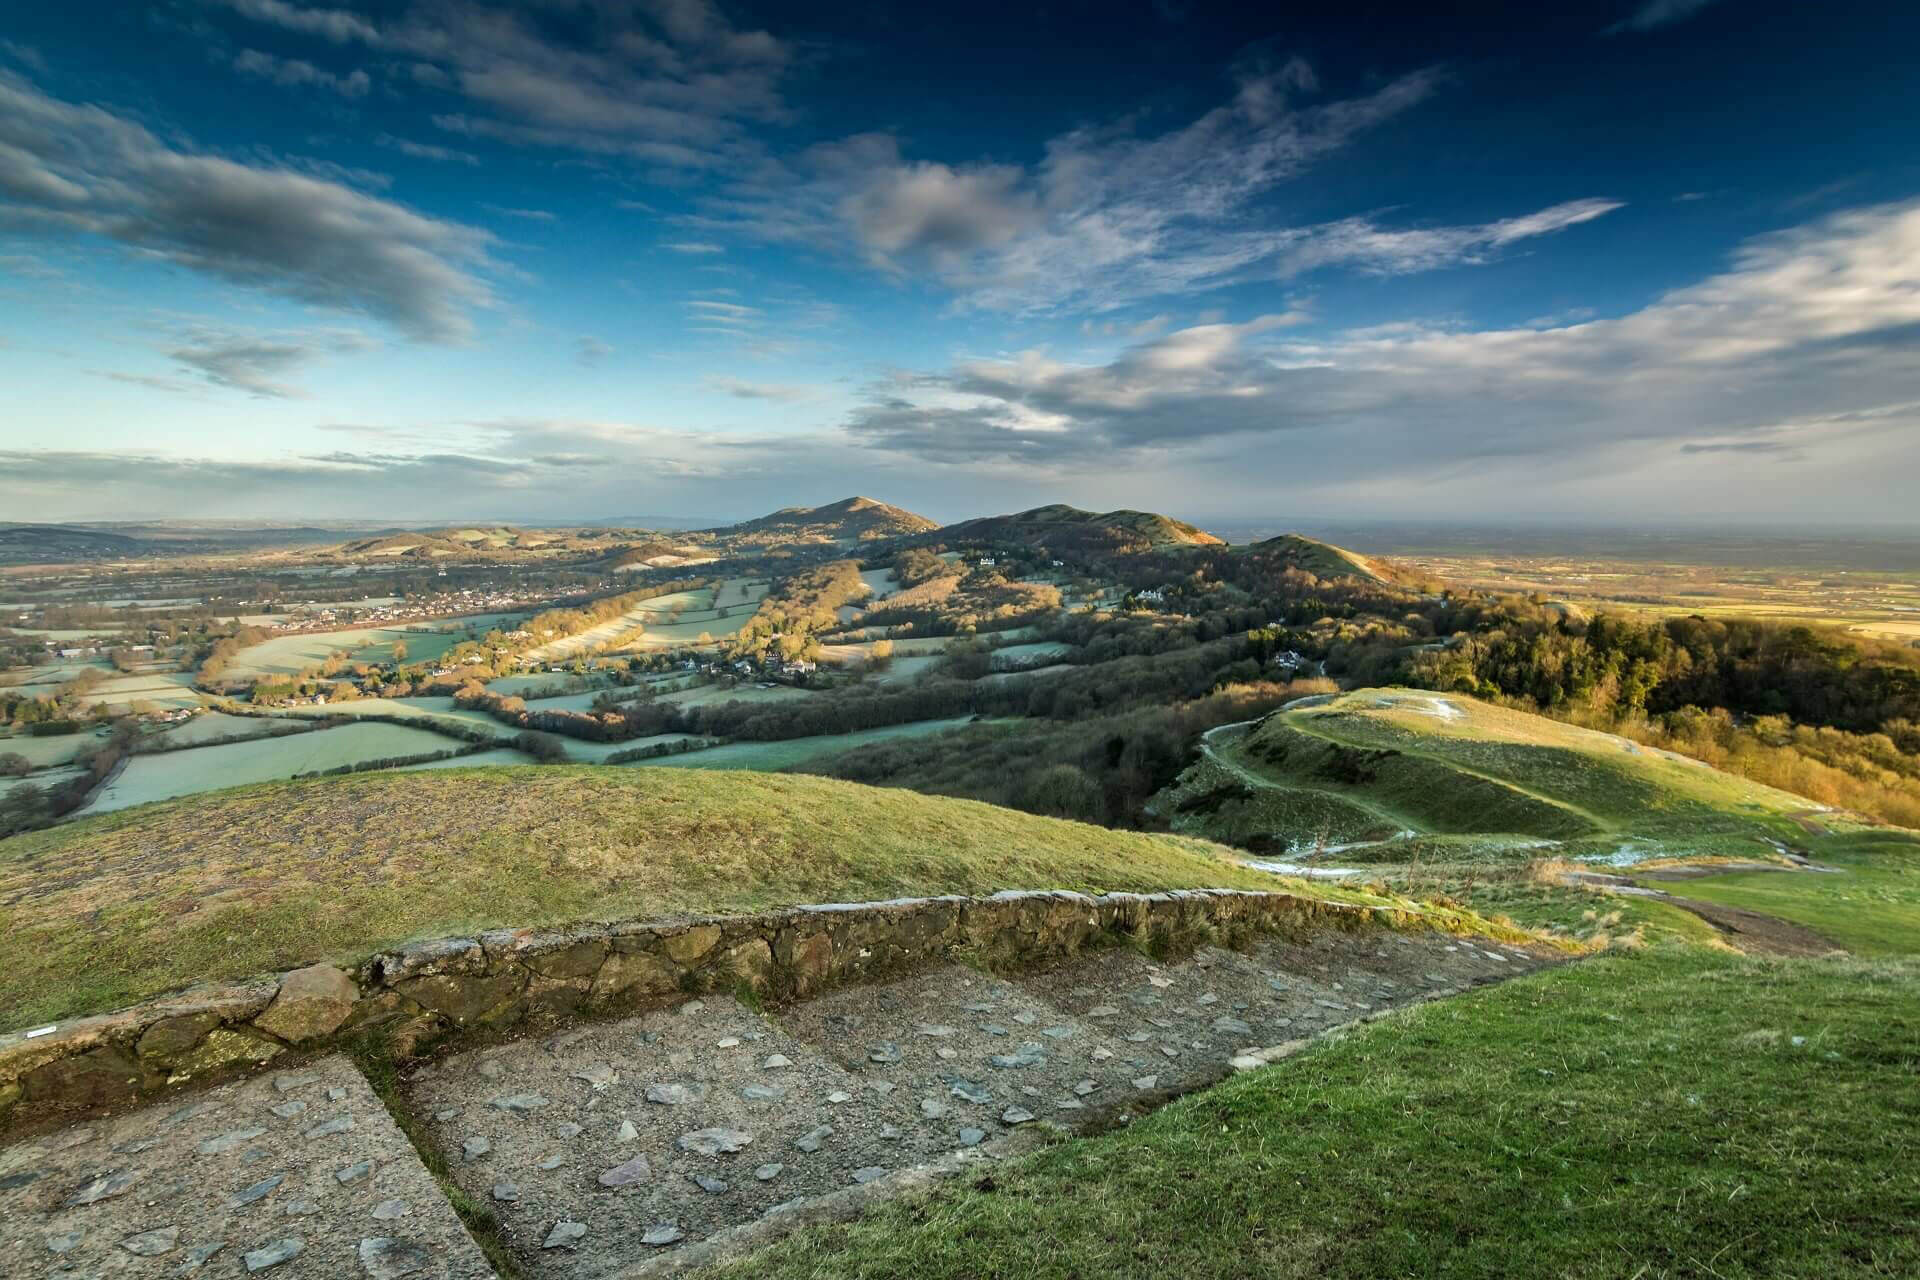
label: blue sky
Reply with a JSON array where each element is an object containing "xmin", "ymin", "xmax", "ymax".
[{"xmin": 2, "ymin": 0, "xmax": 1918, "ymax": 525}]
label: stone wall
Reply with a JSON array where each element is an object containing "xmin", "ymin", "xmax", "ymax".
[{"xmin": 1, "ymin": 888, "xmax": 1414, "ymax": 1134}]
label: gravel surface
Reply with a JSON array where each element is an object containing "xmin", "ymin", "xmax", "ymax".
[{"xmin": 0, "ymin": 1054, "xmax": 493, "ymax": 1279}]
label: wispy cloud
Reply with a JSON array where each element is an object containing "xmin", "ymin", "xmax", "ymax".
[
  {"xmin": 0, "ymin": 72, "xmax": 496, "ymax": 341},
  {"xmin": 574, "ymin": 335, "xmax": 612, "ymax": 367},
  {"xmin": 845, "ymin": 200, "xmax": 1920, "ymax": 498},
  {"xmin": 233, "ymin": 48, "xmax": 370, "ymax": 96},
  {"xmin": 1605, "ymin": 0, "xmax": 1725, "ymax": 34},
  {"xmin": 376, "ymin": 133, "xmax": 479, "ymax": 165},
  {"xmin": 693, "ymin": 60, "xmax": 1617, "ymax": 314},
  {"xmin": 215, "ymin": 0, "xmax": 795, "ymax": 170},
  {"xmin": 705, "ymin": 376, "xmax": 822, "ymax": 402}
]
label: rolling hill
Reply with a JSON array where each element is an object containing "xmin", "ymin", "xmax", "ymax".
[
  {"xmin": 936, "ymin": 504, "xmax": 1223, "ymax": 556},
  {"xmin": 721, "ymin": 496, "xmax": 938, "ymax": 543},
  {"xmin": 0, "ymin": 766, "xmax": 1289, "ymax": 1025},
  {"xmin": 1157, "ymin": 687, "xmax": 1825, "ymax": 864},
  {"xmin": 1241, "ymin": 533, "xmax": 1429, "ymax": 586}
]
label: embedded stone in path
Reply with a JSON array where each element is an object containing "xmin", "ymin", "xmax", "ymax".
[
  {"xmin": 599, "ymin": 1154, "xmax": 653, "ymax": 1188},
  {"xmin": 243, "ymin": 1236, "xmax": 304, "ymax": 1272},
  {"xmin": 358, "ymin": 1236, "xmax": 434, "ymax": 1279},
  {"xmin": 677, "ymin": 1127, "xmax": 753, "ymax": 1156},
  {"xmin": 120, "ymin": 1225, "xmax": 180, "ymax": 1256},
  {"xmin": 543, "ymin": 1221, "xmax": 587, "ymax": 1250},
  {"xmin": 396, "ymin": 931, "xmax": 1556, "ymax": 1279},
  {"xmin": 0, "ymin": 1054, "xmax": 491, "ymax": 1280}
]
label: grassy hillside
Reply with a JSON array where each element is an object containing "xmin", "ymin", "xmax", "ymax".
[
  {"xmin": 698, "ymin": 946, "xmax": 1920, "ymax": 1280},
  {"xmin": 1, "ymin": 767, "xmax": 1304, "ymax": 1026},
  {"xmin": 1161, "ymin": 689, "xmax": 1822, "ymax": 861},
  {"xmin": 725, "ymin": 496, "xmax": 938, "ymax": 542},
  {"xmin": 939, "ymin": 504, "xmax": 1224, "ymax": 555},
  {"xmin": 1241, "ymin": 533, "xmax": 1415, "ymax": 585}
]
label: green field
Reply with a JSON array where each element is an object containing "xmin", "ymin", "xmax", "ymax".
[
  {"xmin": 80, "ymin": 721, "xmax": 470, "ymax": 814},
  {"xmin": 221, "ymin": 612, "xmax": 529, "ymax": 678},
  {"xmin": 150, "ymin": 709, "xmax": 308, "ymax": 747},
  {"xmin": 1, "ymin": 768, "xmax": 1309, "ymax": 1025},
  {"xmin": 525, "ymin": 577, "xmax": 772, "ymax": 660},
  {"xmin": 625, "ymin": 716, "xmax": 976, "ymax": 771},
  {"xmin": 699, "ymin": 946, "xmax": 1920, "ymax": 1280},
  {"xmin": 260, "ymin": 695, "xmax": 511, "ymax": 739},
  {"xmin": 0, "ymin": 730, "xmax": 104, "ymax": 768}
]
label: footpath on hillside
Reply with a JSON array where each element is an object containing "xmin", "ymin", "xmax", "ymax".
[{"xmin": 0, "ymin": 923, "xmax": 1552, "ymax": 1279}]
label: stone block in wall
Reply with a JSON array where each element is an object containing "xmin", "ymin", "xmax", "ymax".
[
  {"xmin": 664, "ymin": 923, "xmax": 723, "ymax": 966},
  {"xmin": 393, "ymin": 969, "xmax": 527, "ymax": 1026},
  {"xmin": 22, "ymin": 1044, "xmax": 147, "ymax": 1108},
  {"xmin": 591, "ymin": 945, "xmax": 681, "ymax": 1004},
  {"xmin": 252, "ymin": 964, "xmax": 359, "ymax": 1044}
]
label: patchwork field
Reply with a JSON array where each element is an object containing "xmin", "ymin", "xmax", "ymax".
[
  {"xmin": 220, "ymin": 611, "xmax": 530, "ymax": 678},
  {"xmin": 0, "ymin": 730, "xmax": 104, "ymax": 768},
  {"xmin": 150, "ymin": 709, "xmax": 310, "ymax": 747},
  {"xmin": 80, "ymin": 721, "xmax": 470, "ymax": 815},
  {"xmin": 524, "ymin": 577, "xmax": 772, "ymax": 660},
  {"xmin": 625, "ymin": 716, "xmax": 976, "ymax": 771},
  {"xmin": 257, "ymin": 695, "xmax": 511, "ymax": 739}
]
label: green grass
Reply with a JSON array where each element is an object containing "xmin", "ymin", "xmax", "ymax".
[
  {"xmin": 1167, "ymin": 689, "xmax": 1821, "ymax": 862},
  {"xmin": 1645, "ymin": 831, "xmax": 1920, "ymax": 956},
  {"xmin": 696, "ymin": 946, "xmax": 1920, "ymax": 1280},
  {"xmin": 625, "ymin": 717, "xmax": 977, "ymax": 771},
  {"xmin": 0, "ymin": 767, "xmax": 1320, "ymax": 1027}
]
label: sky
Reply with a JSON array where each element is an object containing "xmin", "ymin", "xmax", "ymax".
[{"xmin": 2, "ymin": 0, "xmax": 1919, "ymax": 527}]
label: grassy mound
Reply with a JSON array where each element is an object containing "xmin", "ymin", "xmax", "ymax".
[
  {"xmin": 1164, "ymin": 689, "xmax": 1822, "ymax": 859},
  {"xmin": 1, "ymin": 767, "xmax": 1291, "ymax": 1027},
  {"xmin": 697, "ymin": 947, "xmax": 1920, "ymax": 1280}
]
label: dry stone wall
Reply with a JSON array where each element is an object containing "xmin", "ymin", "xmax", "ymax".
[{"xmin": 1, "ymin": 888, "xmax": 1412, "ymax": 1134}]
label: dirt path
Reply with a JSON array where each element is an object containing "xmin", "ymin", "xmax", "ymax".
[{"xmin": 1567, "ymin": 872, "xmax": 1841, "ymax": 957}]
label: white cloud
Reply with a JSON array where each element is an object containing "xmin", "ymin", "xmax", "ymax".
[
  {"xmin": 217, "ymin": 0, "xmax": 794, "ymax": 169},
  {"xmin": 233, "ymin": 48, "xmax": 370, "ymax": 96},
  {"xmin": 844, "ymin": 200, "xmax": 1920, "ymax": 515},
  {"xmin": 0, "ymin": 73, "xmax": 496, "ymax": 341},
  {"xmin": 696, "ymin": 62, "xmax": 1618, "ymax": 314},
  {"xmin": 1605, "ymin": 0, "xmax": 1725, "ymax": 34}
]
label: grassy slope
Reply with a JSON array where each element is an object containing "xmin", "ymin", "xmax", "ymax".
[
  {"xmin": 2, "ymin": 767, "xmax": 1305, "ymax": 1026},
  {"xmin": 1167, "ymin": 689, "xmax": 1821, "ymax": 858},
  {"xmin": 699, "ymin": 947, "xmax": 1920, "ymax": 1280},
  {"xmin": 1657, "ymin": 830, "xmax": 1920, "ymax": 956}
]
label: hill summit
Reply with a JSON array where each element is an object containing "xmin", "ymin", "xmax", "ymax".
[
  {"xmin": 724, "ymin": 496, "xmax": 938, "ymax": 542},
  {"xmin": 938, "ymin": 503, "xmax": 1223, "ymax": 555}
]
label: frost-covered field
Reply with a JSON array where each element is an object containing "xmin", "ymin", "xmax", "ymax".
[{"xmin": 82, "ymin": 722, "xmax": 468, "ymax": 814}]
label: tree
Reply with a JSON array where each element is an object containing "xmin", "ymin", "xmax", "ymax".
[
  {"xmin": 514, "ymin": 729, "xmax": 569, "ymax": 763},
  {"xmin": 0, "ymin": 751, "xmax": 29, "ymax": 778},
  {"xmin": 869, "ymin": 639, "xmax": 895, "ymax": 669},
  {"xmin": 391, "ymin": 639, "xmax": 408, "ymax": 663}
]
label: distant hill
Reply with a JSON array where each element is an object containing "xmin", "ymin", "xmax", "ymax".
[
  {"xmin": 936, "ymin": 504, "xmax": 1223, "ymax": 557},
  {"xmin": 0, "ymin": 524, "xmax": 147, "ymax": 564},
  {"xmin": 1241, "ymin": 533, "xmax": 1430, "ymax": 587},
  {"xmin": 721, "ymin": 496, "xmax": 938, "ymax": 543}
]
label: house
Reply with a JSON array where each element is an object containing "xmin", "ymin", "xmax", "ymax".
[
  {"xmin": 1136, "ymin": 588, "xmax": 1165, "ymax": 604},
  {"xmin": 978, "ymin": 556, "xmax": 996, "ymax": 568}
]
